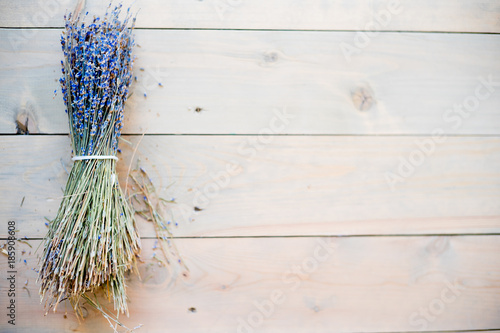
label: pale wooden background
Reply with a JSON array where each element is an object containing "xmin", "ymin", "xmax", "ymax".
[{"xmin": 1, "ymin": 1, "xmax": 500, "ymax": 332}]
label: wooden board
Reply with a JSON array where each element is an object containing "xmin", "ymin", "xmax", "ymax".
[
  {"xmin": 2, "ymin": 135, "xmax": 499, "ymax": 238},
  {"xmin": 0, "ymin": 0, "xmax": 499, "ymax": 33},
  {"xmin": 1, "ymin": 1, "xmax": 500, "ymax": 332},
  {"xmin": 2, "ymin": 29, "xmax": 500, "ymax": 135},
  {"xmin": 1, "ymin": 237, "xmax": 499, "ymax": 332}
]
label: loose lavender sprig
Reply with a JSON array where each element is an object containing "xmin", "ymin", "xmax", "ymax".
[
  {"xmin": 129, "ymin": 163, "xmax": 189, "ymax": 274},
  {"xmin": 38, "ymin": 4, "xmax": 140, "ymax": 317}
]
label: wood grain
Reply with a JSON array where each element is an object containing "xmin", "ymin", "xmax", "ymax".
[
  {"xmin": 2, "ymin": 29, "xmax": 500, "ymax": 135},
  {"xmin": 0, "ymin": 0, "xmax": 499, "ymax": 33},
  {"xmin": 2, "ymin": 2, "xmax": 500, "ymax": 332},
  {"xmin": 1, "ymin": 236, "xmax": 499, "ymax": 332},
  {"xmin": 2, "ymin": 135, "xmax": 499, "ymax": 239}
]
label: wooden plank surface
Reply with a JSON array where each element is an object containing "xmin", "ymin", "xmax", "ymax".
[
  {"xmin": 1, "ymin": 1, "xmax": 500, "ymax": 332},
  {"xmin": 2, "ymin": 135, "xmax": 499, "ymax": 238},
  {"xmin": 2, "ymin": 29, "xmax": 500, "ymax": 135},
  {"xmin": 0, "ymin": 0, "xmax": 499, "ymax": 33},
  {"xmin": 1, "ymin": 236, "xmax": 499, "ymax": 332}
]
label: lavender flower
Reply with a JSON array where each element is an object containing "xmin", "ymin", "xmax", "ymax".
[{"xmin": 60, "ymin": 4, "xmax": 135, "ymax": 157}]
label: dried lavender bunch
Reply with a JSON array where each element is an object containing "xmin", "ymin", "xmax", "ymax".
[{"xmin": 38, "ymin": 5, "xmax": 140, "ymax": 317}]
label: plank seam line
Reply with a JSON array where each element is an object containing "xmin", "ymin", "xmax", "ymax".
[
  {"xmin": 2, "ymin": 133, "xmax": 500, "ymax": 138},
  {"xmin": 1, "ymin": 26, "xmax": 500, "ymax": 35},
  {"xmin": 356, "ymin": 328, "xmax": 500, "ymax": 333},
  {"xmin": 4, "ymin": 233, "xmax": 500, "ymax": 241}
]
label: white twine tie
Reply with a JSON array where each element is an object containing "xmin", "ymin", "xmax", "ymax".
[
  {"xmin": 72, "ymin": 155, "xmax": 118, "ymax": 161},
  {"xmin": 71, "ymin": 156, "xmax": 118, "ymax": 183}
]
